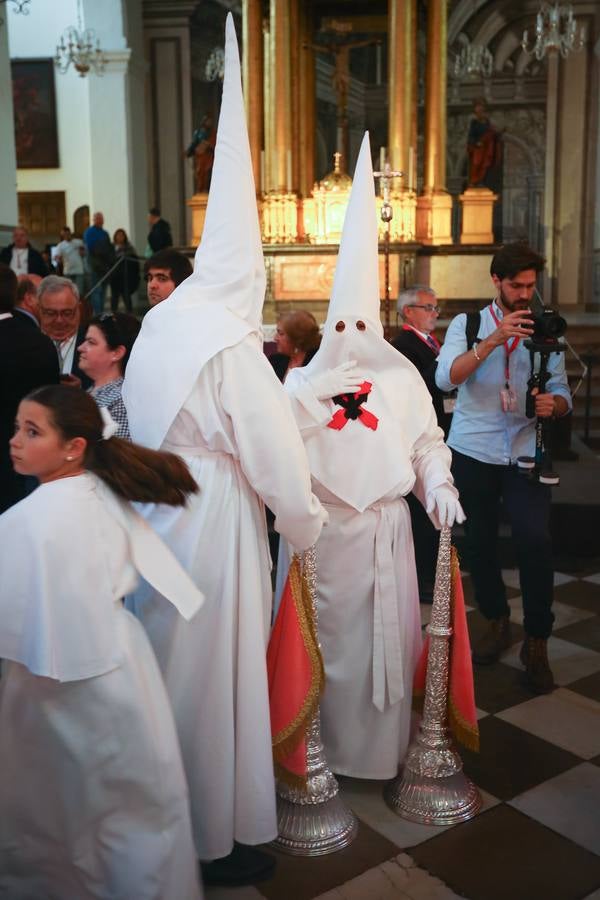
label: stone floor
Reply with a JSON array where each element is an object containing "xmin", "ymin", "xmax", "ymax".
[{"xmin": 206, "ymin": 562, "xmax": 600, "ymax": 900}]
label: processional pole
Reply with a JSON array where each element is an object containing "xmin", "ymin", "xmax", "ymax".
[
  {"xmin": 385, "ymin": 526, "xmax": 481, "ymax": 824},
  {"xmin": 273, "ymin": 546, "xmax": 358, "ymax": 855},
  {"xmin": 373, "ymin": 157, "xmax": 402, "ymax": 341}
]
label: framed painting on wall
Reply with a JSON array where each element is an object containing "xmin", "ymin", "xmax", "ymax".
[{"xmin": 11, "ymin": 58, "xmax": 60, "ymax": 168}]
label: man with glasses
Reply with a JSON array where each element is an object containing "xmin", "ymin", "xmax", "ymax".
[
  {"xmin": 436, "ymin": 242, "xmax": 571, "ymax": 693},
  {"xmin": 393, "ymin": 286, "xmax": 451, "ymax": 434},
  {"xmin": 392, "ymin": 286, "xmax": 450, "ymax": 604},
  {"xmin": 38, "ymin": 275, "xmax": 91, "ymax": 388}
]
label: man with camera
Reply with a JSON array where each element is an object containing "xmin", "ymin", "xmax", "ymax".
[{"xmin": 436, "ymin": 243, "xmax": 571, "ymax": 693}]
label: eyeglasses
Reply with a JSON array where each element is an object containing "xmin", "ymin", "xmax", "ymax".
[
  {"xmin": 406, "ymin": 304, "xmax": 440, "ymax": 314},
  {"xmin": 39, "ymin": 307, "xmax": 78, "ymax": 320}
]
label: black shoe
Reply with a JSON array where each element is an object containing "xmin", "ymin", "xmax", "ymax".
[
  {"xmin": 201, "ymin": 842, "xmax": 276, "ymax": 887},
  {"xmin": 471, "ymin": 615, "xmax": 512, "ymax": 665}
]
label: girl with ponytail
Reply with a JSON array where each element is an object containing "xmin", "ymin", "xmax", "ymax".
[{"xmin": 0, "ymin": 385, "xmax": 204, "ymax": 899}]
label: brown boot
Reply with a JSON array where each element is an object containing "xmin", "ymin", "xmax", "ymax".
[
  {"xmin": 471, "ymin": 616, "xmax": 512, "ymax": 665},
  {"xmin": 519, "ymin": 637, "xmax": 555, "ymax": 694}
]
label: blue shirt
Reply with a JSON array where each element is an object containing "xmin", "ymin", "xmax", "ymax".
[
  {"xmin": 435, "ymin": 302, "xmax": 572, "ymax": 466},
  {"xmin": 83, "ymin": 225, "xmax": 110, "ymax": 253}
]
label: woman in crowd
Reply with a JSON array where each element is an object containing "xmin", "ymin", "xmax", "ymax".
[
  {"xmin": 110, "ymin": 227, "xmax": 140, "ymax": 312},
  {"xmin": 78, "ymin": 311, "xmax": 140, "ymax": 439},
  {"xmin": 0, "ymin": 385, "xmax": 204, "ymax": 899},
  {"xmin": 269, "ymin": 310, "xmax": 321, "ymax": 382}
]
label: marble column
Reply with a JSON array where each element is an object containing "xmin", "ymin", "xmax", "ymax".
[
  {"xmin": 416, "ymin": 0, "xmax": 453, "ymax": 245},
  {"xmin": 243, "ymin": 0, "xmax": 263, "ymax": 192}
]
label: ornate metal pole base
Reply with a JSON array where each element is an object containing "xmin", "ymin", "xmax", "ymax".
[
  {"xmin": 385, "ymin": 762, "xmax": 481, "ymax": 826},
  {"xmin": 272, "ymin": 547, "xmax": 358, "ymax": 855},
  {"xmin": 385, "ymin": 526, "xmax": 481, "ymax": 826},
  {"xmin": 273, "ymin": 712, "xmax": 358, "ymax": 856}
]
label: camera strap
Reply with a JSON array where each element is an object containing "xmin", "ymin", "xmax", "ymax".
[{"xmin": 489, "ymin": 304, "xmax": 520, "ymax": 388}]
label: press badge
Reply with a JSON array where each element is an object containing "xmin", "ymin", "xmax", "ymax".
[
  {"xmin": 500, "ymin": 387, "xmax": 517, "ymax": 413},
  {"xmin": 443, "ymin": 395, "xmax": 456, "ymax": 414}
]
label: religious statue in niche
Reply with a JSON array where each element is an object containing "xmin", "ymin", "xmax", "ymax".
[
  {"xmin": 467, "ymin": 98, "xmax": 502, "ymax": 189},
  {"xmin": 185, "ymin": 114, "xmax": 217, "ymax": 193}
]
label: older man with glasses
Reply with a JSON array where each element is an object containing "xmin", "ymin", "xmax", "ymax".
[{"xmin": 38, "ymin": 275, "xmax": 92, "ymax": 389}]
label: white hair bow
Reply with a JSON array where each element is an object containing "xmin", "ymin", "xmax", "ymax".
[{"xmin": 99, "ymin": 406, "xmax": 119, "ymax": 440}]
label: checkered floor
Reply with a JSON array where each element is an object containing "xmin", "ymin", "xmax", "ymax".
[{"xmin": 207, "ymin": 566, "xmax": 600, "ymax": 900}]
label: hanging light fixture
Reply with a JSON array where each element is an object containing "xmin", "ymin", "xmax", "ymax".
[
  {"xmin": 453, "ymin": 40, "xmax": 493, "ymax": 80},
  {"xmin": 0, "ymin": 0, "xmax": 31, "ymax": 25},
  {"xmin": 521, "ymin": 2, "xmax": 585, "ymax": 60},
  {"xmin": 54, "ymin": 0, "xmax": 106, "ymax": 78}
]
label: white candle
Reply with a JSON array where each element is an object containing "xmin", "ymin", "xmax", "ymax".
[
  {"xmin": 260, "ymin": 149, "xmax": 265, "ymax": 193},
  {"xmin": 379, "ymin": 146, "xmax": 386, "ymax": 171},
  {"xmin": 272, "ymin": 149, "xmax": 278, "ymax": 190},
  {"xmin": 408, "ymin": 146, "xmax": 414, "ymax": 190},
  {"xmin": 286, "ymin": 149, "xmax": 292, "ymax": 193}
]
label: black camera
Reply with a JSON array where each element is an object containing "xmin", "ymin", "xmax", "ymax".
[{"xmin": 529, "ymin": 294, "xmax": 567, "ymax": 344}]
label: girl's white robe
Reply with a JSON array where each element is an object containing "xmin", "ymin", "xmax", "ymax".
[
  {"xmin": 0, "ymin": 474, "xmax": 203, "ymax": 900},
  {"xmin": 127, "ymin": 336, "xmax": 325, "ymax": 861}
]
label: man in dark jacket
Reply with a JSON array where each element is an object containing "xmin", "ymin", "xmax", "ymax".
[
  {"xmin": 147, "ymin": 208, "xmax": 173, "ymax": 253},
  {"xmin": 0, "ymin": 264, "xmax": 60, "ymax": 512},
  {"xmin": 0, "ymin": 226, "xmax": 49, "ymax": 278},
  {"xmin": 392, "ymin": 285, "xmax": 450, "ymax": 603}
]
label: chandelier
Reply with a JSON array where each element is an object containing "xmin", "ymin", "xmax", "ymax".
[
  {"xmin": 0, "ymin": 0, "xmax": 31, "ymax": 25},
  {"xmin": 54, "ymin": 0, "xmax": 106, "ymax": 78},
  {"xmin": 521, "ymin": 2, "xmax": 585, "ymax": 60},
  {"xmin": 453, "ymin": 41, "xmax": 493, "ymax": 80}
]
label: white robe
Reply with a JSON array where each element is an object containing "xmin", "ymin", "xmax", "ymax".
[
  {"xmin": 127, "ymin": 336, "xmax": 325, "ymax": 861},
  {"xmin": 0, "ymin": 475, "xmax": 203, "ymax": 900},
  {"xmin": 281, "ymin": 371, "xmax": 454, "ymax": 779}
]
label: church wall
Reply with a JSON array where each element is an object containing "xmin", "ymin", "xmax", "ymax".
[
  {"xmin": 7, "ymin": 0, "xmax": 147, "ymax": 248},
  {"xmin": 0, "ymin": 19, "xmax": 18, "ymax": 241},
  {"xmin": 7, "ymin": 0, "xmax": 92, "ymax": 235}
]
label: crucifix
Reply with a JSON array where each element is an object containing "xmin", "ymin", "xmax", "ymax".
[
  {"xmin": 373, "ymin": 157, "xmax": 403, "ymax": 340},
  {"xmin": 306, "ymin": 34, "xmax": 381, "ymax": 164}
]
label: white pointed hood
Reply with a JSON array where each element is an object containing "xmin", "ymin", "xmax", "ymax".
[
  {"xmin": 298, "ymin": 132, "xmax": 439, "ymax": 512},
  {"xmin": 123, "ymin": 14, "xmax": 265, "ymax": 450}
]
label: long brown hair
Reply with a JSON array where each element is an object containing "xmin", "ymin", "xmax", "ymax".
[{"xmin": 26, "ymin": 385, "xmax": 198, "ymax": 506}]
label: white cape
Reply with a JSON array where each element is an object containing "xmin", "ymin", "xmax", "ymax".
[{"xmin": 0, "ymin": 475, "xmax": 203, "ymax": 900}]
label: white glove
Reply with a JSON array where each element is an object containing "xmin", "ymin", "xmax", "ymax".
[
  {"xmin": 308, "ymin": 361, "xmax": 363, "ymax": 401},
  {"xmin": 426, "ymin": 486, "xmax": 466, "ymax": 528}
]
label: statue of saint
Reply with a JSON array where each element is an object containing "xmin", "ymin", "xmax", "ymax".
[
  {"xmin": 467, "ymin": 98, "xmax": 502, "ymax": 188},
  {"xmin": 185, "ymin": 114, "xmax": 217, "ymax": 194}
]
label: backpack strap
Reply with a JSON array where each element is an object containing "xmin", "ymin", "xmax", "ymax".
[{"xmin": 465, "ymin": 311, "xmax": 481, "ymax": 350}]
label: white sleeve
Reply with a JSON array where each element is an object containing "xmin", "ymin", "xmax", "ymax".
[
  {"xmin": 220, "ymin": 340, "xmax": 327, "ymax": 551},
  {"xmin": 282, "ymin": 368, "xmax": 332, "ymax": 433},
  {"xmin": 410, "ymin": 405, "xmax": 458, "ymax": 513}
]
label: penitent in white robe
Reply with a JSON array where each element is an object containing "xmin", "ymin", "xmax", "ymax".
[
  {"xmin": 0, "ymin": 474, "xmax": 203, "ymax": 900},
  {"xmin": 281, "ymin": 367, "xmax": 454, "ymax": 779},
  {"xmin": 127, "ymin": 335, "xmax": 325, "ymax": 861}
]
